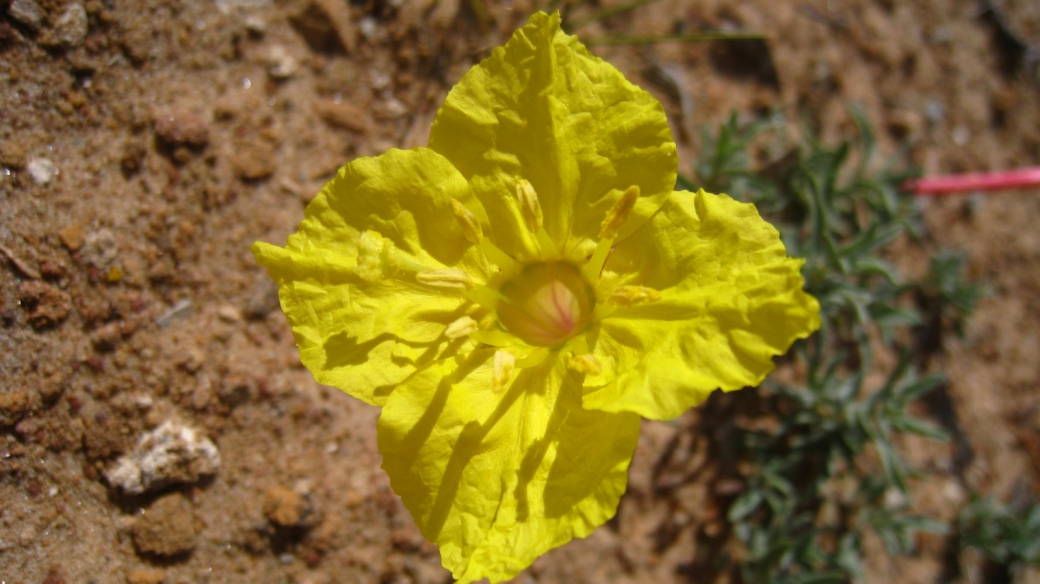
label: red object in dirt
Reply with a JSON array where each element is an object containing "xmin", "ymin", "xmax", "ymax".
[{"xmin": 909, "ymin": 166, "xmax": 1040, "ymax": 195}]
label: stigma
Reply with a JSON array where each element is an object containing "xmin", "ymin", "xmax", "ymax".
[{"xmin": 496, "ymin": 262, "xmax": 594, "ymax": 348}]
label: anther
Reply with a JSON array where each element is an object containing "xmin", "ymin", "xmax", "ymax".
[
  {"xmin": 599, "ymin": 186, "xmax": 640, "ymax": 240},
  {"xmin": 567, "ymin": 353, "xmax": 602, "ymax": 375},
  {"xmin": 450, "ymin": 199, "xmax": 483, "ymax": 244},
  {"xmin": 444, "ymin": 316, "xmax": 479, "ymax": 339},
  {"xmin": 515, "ymin": 179, "xmax": 543, "ymax": 232},
  {"xmin": 493, "ymin": 350, "xmax": 516, "ymax": 393},
  {"xmin": 416, "ymin": 269, "xmax": 474, "ymax": 290},
  {"xmin": 608, "ymin": 285, "xmax": 662, "ymax": 306},
  {"xmin": 356, "ymin": 230, "xmax": 399, "ymax": 282}
]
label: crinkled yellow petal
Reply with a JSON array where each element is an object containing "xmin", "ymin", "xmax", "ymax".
[
  {"xmin": 582, "ymin": 190, "xmax": 821, "ymax": 420},
  {"xmin": 251, "ymin": 148, "xmax": 489, "ymax": 406},
  {"xmin": 428, "ymin": 11, "xmax": 677, "ymax": 260},
  {"xmin": 378, "ymin": 350, "xmax": 640, "ymax": 583}
]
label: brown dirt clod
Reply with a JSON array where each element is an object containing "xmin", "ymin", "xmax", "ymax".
[
  {"xmin": 263, "ymin": 487, "xmax": 310, "ymax": 528},
  {"xmin": 231, "ymin": 143, "xmax": 276, "ymax": 181},
  {"xmin": 0, "ymin": 390, "xmax": 31, "ymax": 427},
  {"xmin": 153, "ymin": 109, "xmax": 210, "ymax": 149},
  {"xmin": 131, "ymin": 493, "xmax": 197, "ymax": 557},
  {"xmin": 313, "ymin": 100, "xmax": 371, "ymax": 133},
  {"xmin": 17, "ymin": 281, "xmax": 71, "ymax": 329},
  {"xmin": 57, "ymin": 224, "xmax": 85, "ymax": 252}
]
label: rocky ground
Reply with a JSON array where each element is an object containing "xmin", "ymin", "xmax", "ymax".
[{"xmin": 1, "ymin": 0, "xmax": 1039, "ymax": 583}]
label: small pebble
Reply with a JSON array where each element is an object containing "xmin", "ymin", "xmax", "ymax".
[
  {"xmin": 952, "ymin": 125, "xmax": 970, "ymax": 146},
  {"xmin": 153, "ymin": 109, "xmax": 210, "ymax": 148},
  {"xmin": 244, "ymin": 14, "xmax": 267, "ymax": 36},
  {"xmin": 267, "ymin": 45, "xmax": 298, "ymax": 79},
  {"xmin": 246, "ymin": 277, "xmax": 280, "ymax": 318},
  {"xmin": 358, "ymin": 16, "xmax": 378, "ymax": 41},
  {"xmin": 925, "ymin": 99, "xmax": 945, "ymax": 123},
  {"xmin": 58, "ymin": 224, "xmax": 85, "ymax": 251},
  {"xmin": 381, "ymin": 97, "xmax": 407, "ymax": 119},
  {"xmin": 0, "ymin": 141, "xmax": 26, "ymax": 169},
  {"xmin": 106, "ymin": 420, "xmax": 220, "ymax": 495},
  {"xmin": 81, "ymin": 228, "xmax": 119, "ymax": 269},
  {"xmin": 313, "ymin": 100, "xmax": 370, "ymax": 133},
  {"xmin": 216, "ymin": 305, "xmax": 241, "ymax": 322},
  {"xmin": 26, "ymin": 157, "xmax": 57, "ymax": 185},
  {"xmin": 49, "ymin": 3, "xmax": 88, "ymax": 48},
  {"xmin": 231, "ymin": 143, "xmax": 276, "ymax": 180},
  {"xmin": 7, "ymin": 0, "xmax": 43, "ymax": 30}
]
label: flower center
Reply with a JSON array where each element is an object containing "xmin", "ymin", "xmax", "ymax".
[{"xmin": 496, "ymin": 262, "xmax": 594, "ymax": 348}]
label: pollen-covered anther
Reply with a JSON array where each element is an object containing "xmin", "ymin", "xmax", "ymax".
[
  {"xmin": 567, "ymin": 353, "xmax": 602, "ymax": 376},
  {"xmin": 444, "ymin": 316, "xmax": 480, "ymax": 339},
  {"xmin": 356, "ymin": 230, "xmax": 399, "ymax": 282},
  {"xmin": 416, "ymin": 269, "xmax": 474, "ymax": 290},
  {"xmin": 515, "ymin": 179, "xmax": 543, "ymax": 232},
  {"xmin": 608, "ymin": 285, "xmax": 662, "ymax": 306},
  {"xmin": 450, "ymin": 199, "xmax": 483, "ymax": 244},
  {"xmin": 493, "ymin": 350, "xmax": 516, "ymax": 393},
  {"xmin": 599, "ymin": 186, "xmax": 640, "ymax": 240}
]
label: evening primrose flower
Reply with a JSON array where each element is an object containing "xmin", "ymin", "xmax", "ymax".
[{"xmin": 252, "ymin": 11, "xmax": 819, "ymax": 584}]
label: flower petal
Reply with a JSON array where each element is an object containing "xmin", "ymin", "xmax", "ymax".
[
  {"xmin": 428, "ymin": 11, "xmax": 677, "ymax": 260},
  {"xmin": 378, "ymin": 350, "xmax": 640, "ymax": 583},
  {"xmin": 252, "ymin": 148, "xmax": 488, "ymax": 406},
  {"xmin": 583, "ymin": 190, "xmax": 821, "ymax": 420}
]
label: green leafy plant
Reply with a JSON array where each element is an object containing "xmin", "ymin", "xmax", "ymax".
[
  {"xmin": 684, "ymin": 110, "xmax": 976, "ymax": 583},
  {"xmin": 958, "ymin": 495, "xmax": 1040, "ymax": 579}
]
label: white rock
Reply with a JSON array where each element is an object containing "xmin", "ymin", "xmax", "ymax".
[
  {"xmin": 52, "ymin": 3, "xmax": 88, "ymax": 47},
  {"xmin": 382, "ymin": 97, "xmax": 407, "ymax": 119},
  {"xmin": 358, "ymin": 16, "xmax": 378, "ymax": 41},
  {"xmin": 106, "ymin": 421, "xmax": 221, "ymax": 495},
  {"xmin": 7, "ymin": 0, "xmax": 43, "ymax": 29},
  {"xmin": 26, "ymin": 158, "xmax": 56, "ymax": 185},
  {"xmin": 267, "ymin": 45, "xmax": 298, "ymax": 80},
  {"xmin": 244, "ymin": 14, "xmax": 267, "ymax": 35},
  {"xmin": 81, "ymin": 228, "xmax": 119, "ymax": 268}
]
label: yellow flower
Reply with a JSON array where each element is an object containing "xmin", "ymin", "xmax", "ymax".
[{"xmin": 252, "ymin": 11, "xmax": 820, "ymax": 583}]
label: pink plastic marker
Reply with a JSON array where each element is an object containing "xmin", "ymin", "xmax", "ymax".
[{"xmin": 908, "ymin": 166, "xmax": 1040, "ymax": 196}]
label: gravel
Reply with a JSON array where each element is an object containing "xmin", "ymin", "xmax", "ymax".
[{"xmin": 105, "ymin": 420, "xmax": 221, "ymax": 495}]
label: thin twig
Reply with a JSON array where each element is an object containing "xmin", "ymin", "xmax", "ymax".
[{"xmin": 567, "ymin": 0, "xmax": 664, "ymax": 30}]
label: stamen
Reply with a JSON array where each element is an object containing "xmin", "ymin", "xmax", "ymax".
[
  {"xmin": 450, "ymin": 199, "xmax": 483, "ymax": 244},
  {"xmin": 416, "ymin": 269, "xmax": 474, "ymax": 290},
  {"xmin": 493, "ymin": 350, "xmax": 516, "ymax": 393},
  {"xmin": 609, "ymin": 285, "xmax": 662, "ymax": 306},
  {"xmin": 464, "ymin": 285, "xmax": 509, "ymax": 310},
  {"xmin": 581, "ymin": 238, "xmax": 613, "ymax": 282},
  {"xmin": 479, "ymin": 239, "xmax": 520, "ymax": 274},
  {"xmin": 515, "ymin": 179, "xmax": 543, "ymax": 232},
  {"xmin": 444, "ymin": 316, "xmax": 479, "ymax": 339},
  {"xmin": 567, "ymin": 353, "xmax": 602, "ymax": 375},
  {"xmin": 599, "ymin": 186, "xmax": 640, "ymax": 240}
]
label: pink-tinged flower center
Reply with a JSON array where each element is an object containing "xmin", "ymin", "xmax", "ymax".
[{"xmin": 497, "ymin": 262, "xmax": 594, "ymax": 348}]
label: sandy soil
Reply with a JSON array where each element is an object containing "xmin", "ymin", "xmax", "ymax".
[{"xmin": 1, "ymin": 0, "xmax": 1038, "ymax": 583}]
